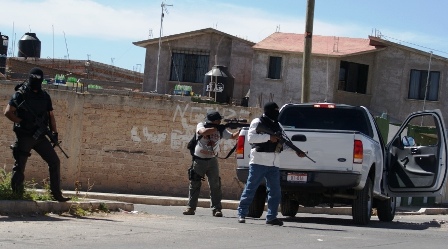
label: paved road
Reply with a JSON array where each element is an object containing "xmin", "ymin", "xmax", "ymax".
[{"xmin": 1, "ymin": 204, "xmax": 446, "ymax": 249}]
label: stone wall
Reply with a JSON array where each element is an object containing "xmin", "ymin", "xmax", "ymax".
[{"xmin": 0, "ymin": 80, "xmax": 261, "ymax": 200}]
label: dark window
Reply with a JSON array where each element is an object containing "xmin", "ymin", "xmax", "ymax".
[
  {"xmin": 279, "ymin": 105, "xmax": 373, "ymax": 138},
  {"xmin": 268, "ymin": 56, "xmax": 282, "ymax": 79},
  {"xmin": 408, "ymin": 69, "xmax": 440, "ymax": 101},
  {"xmin": 170, "ymin": 50, "xmax": 209, "ymax": 83},
  {"xmin": 338, "ymin": 61, "xmax": 369, "ymax": 94}
]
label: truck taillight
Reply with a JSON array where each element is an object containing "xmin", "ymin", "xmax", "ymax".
[
  {"xmin": 313, "ymin": 103, "xmax": 335, "ymax": 108},
  {"xmin": 353, "ymin": 139, "xmax": 363, "ymax": 164},
  {"xmin": 236, "ymin": 135, "xmax": 245, "ymax": 159}
]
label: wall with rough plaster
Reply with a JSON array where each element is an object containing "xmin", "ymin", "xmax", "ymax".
[{"xmin": 0, "ymin": 81, "xmax": 261, "ymax": 200}]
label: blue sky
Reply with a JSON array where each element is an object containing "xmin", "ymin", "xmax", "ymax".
[{"xmin": 1, "ymin": 0, "xmax": 447, "ymax": 71}]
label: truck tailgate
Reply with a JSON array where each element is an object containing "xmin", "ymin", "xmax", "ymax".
[{"xmin": 280, "ymin": 130, "xmax": 355, "ymax": 171}]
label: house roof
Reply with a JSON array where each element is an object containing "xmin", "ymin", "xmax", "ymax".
[
  {"xmin": 133, "ymin": 28, "xmax": 255, "ymax": 48},
  {"xmin": 253, "ymin": 32, "xmax": 383, "ymax": 57},
  {"xmin": 369, "ymin": 35, "xmax": 447, "ymax": 61}
]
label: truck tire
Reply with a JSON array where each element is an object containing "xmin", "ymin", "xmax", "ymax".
[
  {"xmin": 281, "ymin": 196, "xmax": 299, "ymax": 217},
  {"xmin": 247, "ymin": 185, "xmax": 266, "ymax": 218},
  {"xmin": 352, "ymin": 177, "xmax": 373, "ymax": 225},
  {"xmin": 377, "ymin": 197, "xmax": 396, "ymax": 222}
]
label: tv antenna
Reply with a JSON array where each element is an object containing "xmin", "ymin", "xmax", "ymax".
[{"xmin": 155, "ymin": 1, "xmax": 173, "ymax": 93}]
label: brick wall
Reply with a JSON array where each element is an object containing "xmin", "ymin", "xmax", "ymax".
[{"xmin": 0, "ymin": 80, "xmax": 261, "ymax": 200}]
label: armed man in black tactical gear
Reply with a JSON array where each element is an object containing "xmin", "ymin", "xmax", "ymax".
[{"xmin": 4, "ymin": 67, "xmax": 70, "ymax": 202}]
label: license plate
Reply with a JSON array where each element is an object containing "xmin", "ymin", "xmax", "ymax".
[{"xmin": 287, "ymin": 173, "xmax": 307, "ymax": 182}]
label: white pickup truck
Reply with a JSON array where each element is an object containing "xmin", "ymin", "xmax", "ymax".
[{"xmin": 236, "ymin": 103, "xmax": 447, "ymax": 224}]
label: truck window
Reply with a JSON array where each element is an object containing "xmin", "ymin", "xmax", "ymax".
[{"xmin": 279, "ymin": 106, "xmax": 373, "ymax": 138}]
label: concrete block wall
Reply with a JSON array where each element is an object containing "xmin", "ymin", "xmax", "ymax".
[
  {"xmin": 142, "ymin": 32, "xmax": 253, "ymax": 102},
  {"xmin": 0, "ymin": 80, "xmax": 261, "ymax": 200},
  {"xmin": 369, "ymin": 46, "xmax": 448, "ymax": 125}
]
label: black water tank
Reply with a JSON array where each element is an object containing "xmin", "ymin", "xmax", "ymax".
[
  {"xmin": 203, "ymin": 65, "xmax": 235, "ymax": 104},
  {"xmin": 0, "ymin": 32, "xmax": 8, "ymax": 74},
  {"xmin": 18, "ymin": 32, "xmax": 41, "ymax": 58}
]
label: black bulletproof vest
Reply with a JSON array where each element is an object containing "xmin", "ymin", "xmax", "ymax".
[
  {"xmin": 252, "ymin": 116, "xmax": 282, "ymax": 153},
  {"xmin": 13, "ymin": 86, "xmax": 50, "ymax": 135}
]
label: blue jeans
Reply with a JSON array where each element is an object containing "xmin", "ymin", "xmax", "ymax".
[{"xmin": 237, "ymin": 164, "xmax": 281, "ymax": 221}]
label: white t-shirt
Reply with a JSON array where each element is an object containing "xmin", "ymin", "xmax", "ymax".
[{"xmin": 194, "ymin": 122, "xmax": 232, "ymax": 159}]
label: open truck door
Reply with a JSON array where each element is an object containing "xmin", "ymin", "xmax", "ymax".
[{"xmin": 384, "ymin": 109, "xmax": 447, "ymax": 197}]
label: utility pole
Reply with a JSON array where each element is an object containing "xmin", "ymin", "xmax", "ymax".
[
  {"xmin": 301, "ymin": 0, "xmax": 315, "ymax": 103},
  {"xmin": 155, "ymin": 2, "xmax": 173, "ymax": 93}
]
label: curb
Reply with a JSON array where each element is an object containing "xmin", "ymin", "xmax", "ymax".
[
  {"xmin": 2, "ymin": 190, "xmax": 447, "ymax": 215},
  {"xmin": 0, "ymin": 199, "xmax": 134, "ymax": 215},
  {"xmin": 64, "ymin": 191, "xmax": 448, "ymax": 215}
]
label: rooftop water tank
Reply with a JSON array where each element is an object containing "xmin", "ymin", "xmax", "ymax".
[
  {"xmin": 18, "ymin": 32, "xmax": 41, "ymax": 58},
  {"xmin": 203, "ymin": 65, "xmax": 235, "ymax": 104}
]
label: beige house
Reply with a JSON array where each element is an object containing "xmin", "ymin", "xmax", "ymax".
[
  {"xmin": 133, "ymin": 28, "xmax": 255, "ymax": 104},
  {"xmin": 134, "ymin": 29, "xmax": 448, "ymax": 124},
  {"xmin": 250, "ymin": 32, "xmax": 448, "ymax": 125}
]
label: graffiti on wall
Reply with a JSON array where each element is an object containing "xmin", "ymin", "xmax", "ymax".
[{"xmin": 131, "ymin": 104, "xmax": 250, "ymax": 152}]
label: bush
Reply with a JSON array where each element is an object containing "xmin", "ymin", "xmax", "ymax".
[{"xmin": 0, "ymin": 167, "xmax": 52, "ymax": 201}]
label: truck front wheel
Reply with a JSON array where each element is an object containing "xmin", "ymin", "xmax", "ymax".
[
  {"xmin": 247, "ymin": 185, "xmax": 266, "ymax": 218},
  {"xmin": 352, "ymin": 177, "xmax": 373, "ymax": 225},
  {"xmin": 377, "ymin": 197, "xmax": 396, "ymax": 222}
]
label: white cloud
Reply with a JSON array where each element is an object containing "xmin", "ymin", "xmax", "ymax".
[
  {"xmin": 1, "ymin": 0, "xmax": 369, "ymax": 43},
  {"xmin": 1, "ymin": 0, "xmax": 446, "ymax": 61}
]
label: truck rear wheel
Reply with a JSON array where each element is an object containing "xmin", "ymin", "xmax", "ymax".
[
  {"xmin": 281, "ymin": 196, "xmax": 299, "ymax": 217},
  {"xmin": 247, "ymin": 185, "xmax": 266, "ymax": 218},
  {"xmin": 352, "ymin": 177, "xmax": 373, "ymax": 225},
  {"xmin": 377, "ymin": 197, "xmax": 396, "ymax": 222}
]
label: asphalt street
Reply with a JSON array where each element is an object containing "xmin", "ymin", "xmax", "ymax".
[{"xmin": 0, "ymin": 204, "xmax": 447, "ymax": 249}]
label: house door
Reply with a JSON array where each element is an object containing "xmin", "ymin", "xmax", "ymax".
[{"xmin": 384, "ymin": 110, "xmax": 447, "ymax": 197}]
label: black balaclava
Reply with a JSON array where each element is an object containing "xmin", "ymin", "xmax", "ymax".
[
  {"xmin": 28, "ymin": 67, "xmax": 44, "ymax": 91},
  {"xmin": 264, "ymin": 102, "xmax": 279, "ymax": 121}
]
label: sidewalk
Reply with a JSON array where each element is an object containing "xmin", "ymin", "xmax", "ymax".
[{"xmin": 1, "ymin": 190, "xmax": 447, "ymax": 215}]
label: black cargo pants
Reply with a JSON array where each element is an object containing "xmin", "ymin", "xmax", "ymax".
[{"xmin": 11, "ymin": 133, "xmax": 63, "ymax": 197}]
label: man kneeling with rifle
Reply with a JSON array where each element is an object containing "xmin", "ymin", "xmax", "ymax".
[{"xmin": 4, "ymin": 67, "xmax": 70, "ymax": 202}]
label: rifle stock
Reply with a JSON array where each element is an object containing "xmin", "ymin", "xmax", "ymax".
[{"xmin": 256, "ymin": 123, "xmax": 316, "ymax": 163}]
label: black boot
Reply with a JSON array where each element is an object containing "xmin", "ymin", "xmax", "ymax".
[
  {"xmin": 11, "ymin": 171, "xmax": 25, "ymax": 195},
  {"xmin": 52, "ymin": 194, "xmax": 71, "ymax": 202},
  {"xmin": 49, "ymin": 165, "xmax": 71, "ymax": 202}
]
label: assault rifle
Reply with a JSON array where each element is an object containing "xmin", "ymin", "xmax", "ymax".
[
  {"xmin": 204, "ymin": 118, "xmax": 249, "ymax": 133},
  {"xmin": 203, "ymin": 118, "xmax": 249, "ymax": 159},
  {"xmin": 16, "ymin": 99, "xmax": 70, "ymax": 159},
  {"xmin": 256, "ymin": 123, "xmax": 316, "ymax": 163}
]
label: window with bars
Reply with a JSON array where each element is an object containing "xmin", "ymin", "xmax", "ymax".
[
  {"xmin": 268, "ymin": 56, "xmax": 282, "ymax": 79},
  {"xmin": 169, "ymin": 50, "xmax": 210, "ymax": 83},
  {"xmin": 408, "ymin": 69, "xmax": 440, "ymax": 101}
]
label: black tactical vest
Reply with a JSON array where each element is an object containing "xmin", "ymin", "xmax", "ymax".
[
  {"xmin": 13, "ymin": 85, "xmax": 51, "ymax": 135},
  {"xmin": 252, "ymin": 115, "xmax": 282, "ymax": 153}
]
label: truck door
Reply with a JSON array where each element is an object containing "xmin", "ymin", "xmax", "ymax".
[{"xmin": 384, "ymin": 110, "xmax": 447, "ymax": 197}]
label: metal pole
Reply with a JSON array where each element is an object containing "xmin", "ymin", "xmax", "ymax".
[
  {"xmin": 301, "ymin": 0, "xmax": 315, "ymax": 103},
  {"xmin": 422, "ymin": 51, "xmax": 433, "ymax": 112},
  {"xmin": 155, "ymin": 3, "xmax": 164, "ymax": 93}
]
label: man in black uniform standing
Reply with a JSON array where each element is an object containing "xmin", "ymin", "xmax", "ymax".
[{"xmin": 4, "ymin": 67, "xmax": 70, "ymax": 202}]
